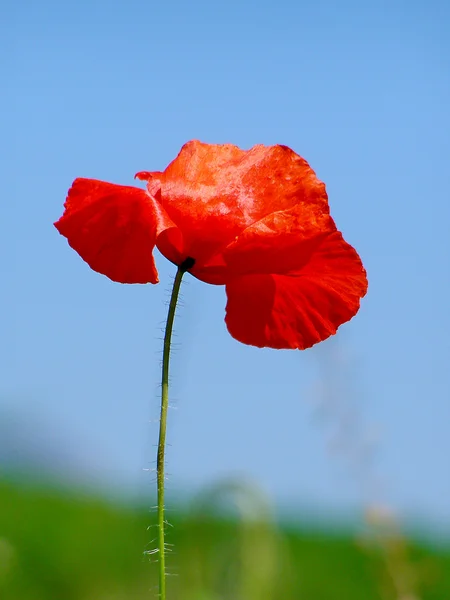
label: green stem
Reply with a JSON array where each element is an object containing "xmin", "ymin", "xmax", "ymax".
[{"xmin": 157, "ymin": 265, "xmax": 185, "ymax": 600}]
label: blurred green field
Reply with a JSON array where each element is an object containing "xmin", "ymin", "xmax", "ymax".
[{"xmin": 1, "ymin": 477, "xmax": 449, "ymax": 600}]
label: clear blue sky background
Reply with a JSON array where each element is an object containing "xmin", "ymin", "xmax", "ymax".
[{"xmin": 3, "ymin": 0, "xmax": 450, "ymax": 531}]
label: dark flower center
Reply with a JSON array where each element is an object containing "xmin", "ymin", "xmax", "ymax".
[{"xmin": 180, "ymin": 256, "xmax": 195, "ymax": 271}]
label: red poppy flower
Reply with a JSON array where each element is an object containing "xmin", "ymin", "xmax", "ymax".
[{"xmin": 55, "ymin": 140, "xmax": 367, "ymax": 350}]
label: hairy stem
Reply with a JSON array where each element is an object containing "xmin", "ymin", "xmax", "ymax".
[{"xmin": 157, "ymin": 265, "xmax": 185, "ymax": 600}]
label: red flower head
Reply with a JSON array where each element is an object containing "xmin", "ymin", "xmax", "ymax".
[{"xmin": 55, "ymin": 140, "xmax": 367, "ymax": 350}]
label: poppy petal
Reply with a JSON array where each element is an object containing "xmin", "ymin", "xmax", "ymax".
[
  {"xmin": 191, "ymin": 199, "xmax": 334, "ymax": 285},
  {"xmin": 223, "ymin": 202, "xmax": 335, "ymax": 279},
  {"xmin": 139, "ymin": 141, "xmax": 328, "ymax": 268},
  {"xmin": 54, "ymin": 178, "xmax": 171, "ymax": 284},
  {"xmin": 224, "ymin": 231, "xmax": 367, "ymax": 349}
]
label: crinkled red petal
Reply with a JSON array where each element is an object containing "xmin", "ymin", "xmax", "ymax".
[
  {"xmin": 139, "ymin": 141, "xmax": 328, "ymax": 270},
  {"xmin": 223, "ymin": 202, "xmax": 335, "ymax": 278},
  {"xmin": 225, "ymin": 231, "xmax": 368, "ymax": 349},
  {"xmin": 54, "ymin": 178, "xmax": 167, "ymax": 284},
  {"xmin": 190, "ymin": 193, "xmax": 335, "ymax": 285}
]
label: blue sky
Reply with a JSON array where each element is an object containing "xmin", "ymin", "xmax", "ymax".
[{"xmin": 4, "ymin": 0, "xmax": 450, "ymax": 530}]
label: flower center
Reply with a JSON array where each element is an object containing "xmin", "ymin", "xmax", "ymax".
[{"xmin": 180, "ymin": 256, "xmax": 195, "ymax": 271}]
